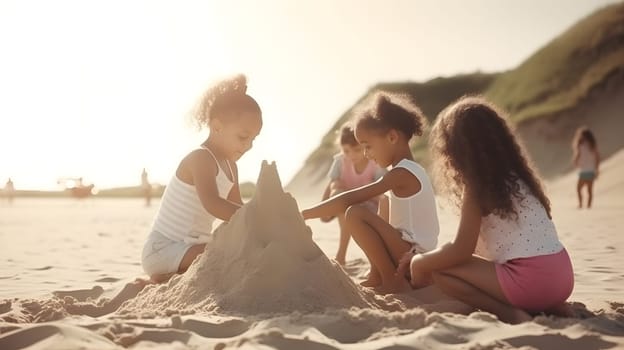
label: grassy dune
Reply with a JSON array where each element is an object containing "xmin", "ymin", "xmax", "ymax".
[
  {"xmin": 290, "ymin": 2, "xmax": 624, "ymax": 188},
  {"xmin": 485, "ymin": 3, "xmax": 624, "ymax": 123}
]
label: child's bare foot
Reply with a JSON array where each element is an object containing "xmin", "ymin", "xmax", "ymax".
[
  {"xmin": 499, "ymin": 308, "xmax": 533, "ymax": 324},
  {"xmin": 360, "ymin": 278, "xmax": 381, "ymax": 288},
  {"xmin": 64, "ymin": 278, "xmax": 152, "ymax": 317},
  {"xmin": 360, "ymin": 268, "xmax": 382, "ymax": 287},
  {"xmin": 544, "ymin": 302, "xmax": 576, "ymax": 318},
  {"xmin": 374, "ymin": 276, "xmax": 412, "ymax": 295}
]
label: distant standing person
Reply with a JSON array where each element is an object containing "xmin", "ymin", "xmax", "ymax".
[
  {"xmin": 4, "ymin": 178, "xmax": 15, "ymax": 204},
  {"xmin": 321, "ymin": 123, "xmax": 387, "ymax": 265},
  {"xmin": 141, "ymin": 168, "xmax": 152, "ymax": 207},
  {"xmin": 572, "ymin": 126, "xmax": 600, "ymax": 209}
]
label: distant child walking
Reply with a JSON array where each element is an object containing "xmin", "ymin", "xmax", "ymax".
[
  {"xmin": 399, "ymin": 96, "xmax": 573, "ymax": 324},
  {"xmin": 321, "ymin": 123, "xmax": 387, "ymax": 265},
  {"xmin": 142, "ymin": 74, "xmax": 262, "ymax": 283},
  {"xmin": 572, "ymin": 126, "xmax": 600, "ymax": 209},
  {"xmin": 302, "ymin": 92, "xmax": 439, "ymax": 295}
]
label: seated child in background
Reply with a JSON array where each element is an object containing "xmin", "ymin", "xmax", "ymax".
[{"xmin": 321, "ymin": 123, "xmax": 387, "ymax": 265}]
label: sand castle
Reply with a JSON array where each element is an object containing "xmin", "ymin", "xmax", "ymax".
[{"xmin": 119, "ymin": 161, "xmax": 383, "ymax": 316}]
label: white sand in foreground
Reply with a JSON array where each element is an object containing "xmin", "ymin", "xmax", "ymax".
[{"xmin": 1, "ymin": 153, "xmax": 624, "ymax": 349}]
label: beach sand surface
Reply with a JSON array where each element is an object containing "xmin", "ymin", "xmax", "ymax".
[{"xmin": 1, "ymin": 153, "xmax": 623, "ymax": 349}]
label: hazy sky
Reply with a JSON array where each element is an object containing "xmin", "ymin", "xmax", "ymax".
[{"xmin": 0, "ymin": 0, "xmax": 619, "ymax": 190}]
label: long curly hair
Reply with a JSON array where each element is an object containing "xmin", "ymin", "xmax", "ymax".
[
  {"xmin": 430, "ymin": 96, "xmax": 551, "ymax": 219},
  {"xmin": 192, "ymin": 74, "xmax": 261, "ymax": 129}
]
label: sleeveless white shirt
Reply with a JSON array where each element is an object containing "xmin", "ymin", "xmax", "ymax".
[
  {"xmin": 475, "ymin": 180, "xmax": 563, "ymax": 263},
  {"xmin": 151, "ymin": 147, "xmax": 234, "ymax": 244},
  {"xmin": 388, "ymin": 159, "xmax": 439, "ymax": 251}
]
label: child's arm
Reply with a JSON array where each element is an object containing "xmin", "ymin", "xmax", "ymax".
[
  {"xmin": 399, "ymin": 189, "xmax": 482, "ymax": 285},
  {"xmin": 595, "ymin": 148, "xmax": 601, "ymax": 178},
  {"xmin": 319, "ymin": 182, "xmax": 334, "ymax": 223},
  {"xmin": 189, "ymin": 151, "xmax": 242, "ymax": 222},
  {"xmin": 226, "ymin": 162, "xmax": 244, "ymax": 206},
  {"xmin": 378, "ymin": 194, "xmax": 389, "ymax": 222},
  {"xmin": 302, "ymin": 167, "xmax": 406, "ymax": 220},
  {"xmin": 321, "ymin": 182, "xmax": 332, "ymax": 201}
]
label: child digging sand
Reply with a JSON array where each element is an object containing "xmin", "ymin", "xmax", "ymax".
[
  {"xmin": 62, "ymin": 74, "xmax": 263, "ymax": 316},
  {"xmin": 302, "ymin": 92, "xmax": 439, "ymax": 295}
]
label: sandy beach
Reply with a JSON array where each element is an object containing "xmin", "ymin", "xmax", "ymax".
[{"xmin": 1, "ymin": 154, "xmax": 623, "ymax": 349}]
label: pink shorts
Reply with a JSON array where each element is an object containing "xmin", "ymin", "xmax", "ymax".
[{"xmin": 495, "ymin": 248, "xmax": 574, "ymax": 312}]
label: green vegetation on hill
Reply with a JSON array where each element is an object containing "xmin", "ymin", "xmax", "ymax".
[
  {"xmin": 485, "ymin": 3, "xmax": 624, "ymax": 123},
  {"xmin": 294, "ymin": 2, "xmax": 624, "ymax": 184}
]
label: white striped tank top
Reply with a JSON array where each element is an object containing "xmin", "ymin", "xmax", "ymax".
[{"xmin": 151, "ymin": 147, "xmax": 234, "ymax": 244}]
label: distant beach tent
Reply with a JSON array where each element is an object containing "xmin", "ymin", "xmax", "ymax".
[{"xmin": 57, "ymin": 177, "xmax": 95, "ymax": 198}]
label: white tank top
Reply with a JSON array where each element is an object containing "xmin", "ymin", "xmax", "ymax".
[
  {"xmin": 151, "ymin": 147, "xmax": 234, "ymax": 244},
  {"xmin": 388, "ymin": 159, "xmax": 439, "ymax": 251},
  {"xmin": 578, "ymin": 143, "xmax": 597, "ymax": 172},
  {"xmin": 475, "ymin": 180, "xmax": 563, "ymax": 263}
]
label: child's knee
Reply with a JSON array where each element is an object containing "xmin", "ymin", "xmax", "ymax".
[{"xmin": 344, "ymin": 204, "xmax": 366, "ymax": 222}]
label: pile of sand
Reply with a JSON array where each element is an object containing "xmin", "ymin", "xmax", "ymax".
[
  {"xmin": 118, "ymin": 161, "xmax": 390, "ymax": 316},
  {"xmin": 2, "ymin": 158, "xmax": 624, "ymax": 349}
]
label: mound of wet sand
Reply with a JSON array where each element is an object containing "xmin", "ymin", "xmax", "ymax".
[{"xmin": 118, "ymin": 161, "xmax": 392, "ymax": 316}]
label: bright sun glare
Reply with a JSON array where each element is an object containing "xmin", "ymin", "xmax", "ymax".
[{"xmin": 0, "ymin": 0, "xmax": 618, "ymax": 191}]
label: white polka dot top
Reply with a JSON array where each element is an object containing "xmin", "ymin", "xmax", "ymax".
[{"xmin": 475, "ymin": 180, "xmax": 564, "ymax": 263}]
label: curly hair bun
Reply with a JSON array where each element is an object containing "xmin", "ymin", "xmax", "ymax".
[
  {"xmin": 193, "ymin": 74, "xmax": 261, "ymax": 128},
  {"xmin": 366, "ymin": 92, "xmax": 426, "ymax": 138}
]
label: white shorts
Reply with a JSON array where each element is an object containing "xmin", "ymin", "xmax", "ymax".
[
  {"xmin": 141, "ymin": 231, "xmax": 194, "ymax": 276},
  {"xmin": 398, "ymin": 228, "xmax": 426, "ymax": 254}
]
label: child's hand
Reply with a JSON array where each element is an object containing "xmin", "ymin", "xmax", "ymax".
[
  {"xmin": 300, "ymin": 210, "xmax": 310, "ymax": 220},
  {"xmin": 398, "ymin": 250, "xmax": 432, "ymax": 289}
]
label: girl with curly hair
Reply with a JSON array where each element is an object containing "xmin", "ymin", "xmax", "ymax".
[
  {"xmin": 141, "ymin": 74, "xmax": 262, "ymax": 283},
  {"xmin": 303, "ymin": 92, "xmax": 440, "ymax": 295},
  {"xmin": 398, "ymin": 96, "xmax": 573, "ymax": 324}
]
